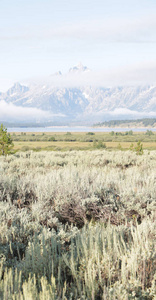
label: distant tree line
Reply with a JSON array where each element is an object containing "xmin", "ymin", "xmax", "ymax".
[
  {"xmin": 95, "ymin": 118, "xmax": 156, "ymax": 127},
  {"xmin": 110, "ymin": 130, "xmax": 133, "ymax": 136}
]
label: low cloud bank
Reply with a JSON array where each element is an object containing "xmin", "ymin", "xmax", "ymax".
[
  {"xmin": 80, "ymin": 108, "xmax": 156, "ymax": 123},
  {"xmin": 0, "ymin": 100, "xmax": 65, "ymax": 122},
  {"xmin": 108, "ymin": 108, "xmax": 156, "ymax": 117},
  {"xmin": 1, "ymin": 101, "xmax": 156, "ymax": 125},
  {"xmin": 29, "ymin": 62, "xmax": 156, "ymax": 88},
  {"xmin": 94, "ymin": 108, "xmax": 156, "ymax": 119}
]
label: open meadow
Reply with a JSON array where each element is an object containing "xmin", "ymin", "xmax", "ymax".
[
  {"xmin": 11, "ymin": 131, "xmax": 156, "ymax": 151},
  {"xmin": 0, "ymin": 149, "xmax": 155, "ymax": 299}
]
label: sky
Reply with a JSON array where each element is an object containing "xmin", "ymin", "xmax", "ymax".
[{"xmin": 1, "ymin": 0, "xmax": 156, "ymax": 91}]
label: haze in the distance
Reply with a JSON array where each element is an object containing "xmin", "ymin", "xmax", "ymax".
[{"xmin": 1, "ymin": 0, "xmax": 156, "ymax": 91}]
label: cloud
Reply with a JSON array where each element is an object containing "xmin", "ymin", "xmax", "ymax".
[
  {"xmin": 1, "ymin": 14, "xmax": 156, "ymax": 43},
  {"xmin": 44, "ymin": 15, "xmax": 156, "ymax": 43},
  {"xmin": 81, "ymin": 108, "xmax": 156, "ymax": 123},
  {"xmin": 108, "ymin": 108, "xmax": 156, "ymax": 117},
  {"xmin": 96, "ymin": 62, "xmax": 156, "ymax": 86},
  {"xmin": 29, "ymin": 61, "xmax": 156, "ymax": 88},
  {"xmin": 0, "ymin": 100, "xmax": 65, "ymax": 122}
]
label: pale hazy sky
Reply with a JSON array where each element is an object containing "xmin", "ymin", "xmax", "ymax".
[{"xmin": 1, "ymin": 0, "xmax": 156, "ymax": 91}]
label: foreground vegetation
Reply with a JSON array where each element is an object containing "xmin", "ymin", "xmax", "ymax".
[
  {"xmin": 0, "ymin": 124, "xmax": 14, "ymax": 155},
  {"xmin": 0, "ymin": 150, "xmax": 155, "ymax": 299}
]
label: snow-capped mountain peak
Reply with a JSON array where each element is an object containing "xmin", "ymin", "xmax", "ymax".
[
  {"xmin": 6, "ymin": 82, "xmax": 29, "ymax": 96},
  {"xmin": 0, "ymin": 65, "xmax": 156, "ymax": 123},
  {"xmin": 69, "ymin": 62, "xmax": 90, "ymax": 74}
]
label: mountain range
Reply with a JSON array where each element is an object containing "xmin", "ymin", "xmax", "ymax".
[{"xmin": 1, "ymin": 64, "xmax": 156, "ymax": 124}]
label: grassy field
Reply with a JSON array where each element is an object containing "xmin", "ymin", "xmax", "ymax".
[
  {"xmin": 13, "ymin": 140, "xmax": 156, "ymax": 151},
  {"xmin": 13, "ymin": 141, "xmax": 91, "ymax": 151},
  {"xmin": 11, "ymin": 131, "xmax": 156, "ymax": 151},
  {"xmin": 0, "ymin": 150, "xmax": 155, "ymax": 299}
]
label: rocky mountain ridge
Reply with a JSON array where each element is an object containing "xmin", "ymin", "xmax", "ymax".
[{"xmin": 1, "ymin": 64, "xmax": 156, "ymax": 123}]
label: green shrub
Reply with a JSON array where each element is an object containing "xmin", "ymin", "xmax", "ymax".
[
  {"xmin": 145, "ymin": 130, "xmax": 154, "ymax": 136},
  {"xmin": 21, "ymin": 146, "xmax": 30, "ymax": 151},
  {"xmin": 0, "ymin": 124, "xmax": 14, "ymax": 155},
  {"xmin": 135, "ymin": 141, "xmax": 143, "ymax": 155},
  {"xmin": 48, "ymin": 136, "xmax": 56, "ymax": 141},
  {"xmin": 0, "ymin": 150, "xmax": 155, "ymax": 299},
  {"xmin": 86, "ymin": 132, "xmax": 95, "ymax": 135},
  {"xmin": 93, "ymin": 140, "xmax": 106, "ymax": 149}
]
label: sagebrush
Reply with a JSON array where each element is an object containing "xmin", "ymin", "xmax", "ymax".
[{"xmin": 0, "ymin": 150, "xmax": 155, "ymax": 299}]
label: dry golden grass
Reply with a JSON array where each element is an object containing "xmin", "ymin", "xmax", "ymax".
[
  {"xmin": 106, "ymin": 141, "xmax": 156, "ymax": 149},
  {"xmin": 13, "ymin": 141, "xmax": 91, "ymax": 150},
  {"xmin": 13, "ymin": 140, "xmax": 156, "ymax": 151}
]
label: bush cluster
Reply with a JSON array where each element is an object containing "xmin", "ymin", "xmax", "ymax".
[{"xmin": 0, "ymin": 150, "xmax": 155, "ymax": 299}]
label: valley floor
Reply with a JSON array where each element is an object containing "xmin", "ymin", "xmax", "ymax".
[{"xmin": 10, "ymin": 131, "xmax": 156, "ymax": 151}]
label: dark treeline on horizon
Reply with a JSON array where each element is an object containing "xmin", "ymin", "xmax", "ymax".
[
  {"xmin": 1, "ymin": 118, "xmax": 156, "ymax": 128},
  {"xmin": 95, "ymin": 118, "xmax": 156, "ymax": 127}
]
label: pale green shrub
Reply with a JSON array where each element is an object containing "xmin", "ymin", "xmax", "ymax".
[{"xmin": 0, "ymin": 150, "xmax": 155, "ymax": 299}]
